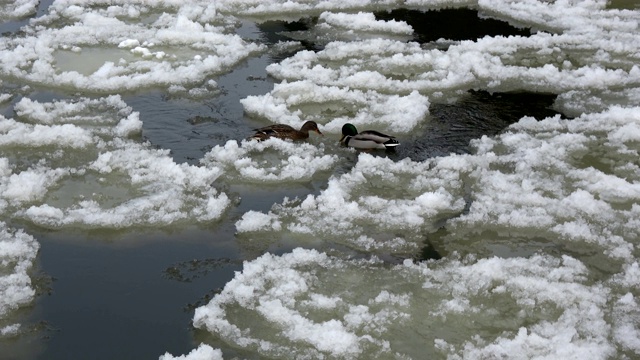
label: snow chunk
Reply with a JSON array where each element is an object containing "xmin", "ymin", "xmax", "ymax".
[
  {"xmin": 318, "ymin": 12, "xmax": 413, "ymax": 35},
  {"xmin": 192, "ymin": 248, "xmax": 616, "ymax": 359},
  {"xmin": 4, "ymin": 95, "xmax": 229, "ymax": 228},
  {"xmin": 241, "ymin": 81, "xmax": 430, "ymax": 133},
  {"xmin": 236, "ymin": 211, "xmax": 282, "ymax": 232},
  {"xmin": 0, "ymin": 2, "xmax": 265, "ymax": 92},
  {"xmin": 118, "ymin": 39, "xmax": 140, "ymax": 49},
  {"xmin": 236, "ymin": 153, "xmax": 466, "ymax": 252},
  {"xmin": 159, "ymin": 344, "xmax": 223, "ymax": 360},
  {"xmin": 0, "ymin": 0, "xmax": 38, "ymax": 19},
  {"xmin": 0, "ymin": 223, "xmax": 39, "ymax": 337},
  {"xmin": 202, "ymin": 138, "xmax": 337, "ymax": 182}
]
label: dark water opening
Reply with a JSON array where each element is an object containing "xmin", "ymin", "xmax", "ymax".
[
  {"xmin": 3, "ymin": 228, "xmax": 243, "ymax": 360},
  {"xmin": 256, "ymin": 19, "xmax": 323, "ymax": 56},
  {"xmin": 375, "ymin": 8, "xmax": 532, "ymax": 44},
  {"xmin": 257, "ymin": 8, "xmax": 533, "ymax": 54},
  {"xmin": 398, "ymin": 90, "xmax": 563, "ymax": 161}
]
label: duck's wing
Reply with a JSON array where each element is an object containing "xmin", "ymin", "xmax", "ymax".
[
  {"xmin": 345, "ymin": 134, "xmax": 389, "ymax": 150},
  {"xmin": 359, "ymin": 130, "xmax": 395, "ymax": 138},
  {"xmin": 357, "ymin": 130, "xmax": 400, "ymax": 147},
  {"xmin": 253, "ymin": 124, "xmax": 296, "ymax": 136}
]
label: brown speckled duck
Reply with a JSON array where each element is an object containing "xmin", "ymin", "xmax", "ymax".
[{"xmin": 248, "ymin": 121, "xmax": 323, "ymax": 141}]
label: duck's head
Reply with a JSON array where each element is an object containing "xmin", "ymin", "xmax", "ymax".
[
  {"xmin": 340, "ymin": 123, "xmax": 358, "ymax": 142},
  {"xmin": 301, "ymin": 121, "xmax": 323, "ymax": 135},
  {"xmin": 341, "ymin": 123, "xmax": 358, "ymax": 136}
]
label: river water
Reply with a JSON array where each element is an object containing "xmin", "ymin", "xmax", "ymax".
[{"xmin": 1, "ymin": 1, "xmax": 639, "ymax": 359}]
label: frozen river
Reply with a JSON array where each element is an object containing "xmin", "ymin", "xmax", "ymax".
[{"xmin": 1, "ymin": 1, "xmax": 640, "ymax": 359}]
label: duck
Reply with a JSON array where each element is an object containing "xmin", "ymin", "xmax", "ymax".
[
  {"xmin": 339, "ymin": 123, "xmax": 399, "ymax": 150},
  {"xmin": 248, "ymin": 121, "xmax": 323, "ymax": 141}
]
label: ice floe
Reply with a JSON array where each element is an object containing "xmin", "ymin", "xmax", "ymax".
[
  {"xmin": 193, "ymin": 247, "xmax": 627, "ymax": 359},
  {"xmin": 446, "ymin": 107, "xmax": 640, "ymax": 263},
  {"xmin": 241, "ymin": 81, "xmax": 430, "ymax": 133},
  {"xmin": 159, "ymin": 344, "xmax": 223, "ymax": 360},
  {"xmin": 0, "ymin": 95, "xmax": 230, "ymax": 228},
  {"xmin": 0, "ymin": 0, "xmax": 38, "ymax": 20},
  {"xmin": 0, "ymin": 223, "xmax": 39, "ymax": 337},
  {"xmin": 202, "ymin": 137, "xmax": 338, "ymax": 182},
  {"xmin": 0, "ymin": 0, "xmax": 264, "ymax": 93},
  {"xmin": 236, "ymin": 152, "xmax": 466, "ymax": 253}
]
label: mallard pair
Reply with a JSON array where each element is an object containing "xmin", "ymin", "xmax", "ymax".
[
  {"xmin": 247, "ymin": 121, "xmax": 323, "ymax": 141},
  {"xmin": 247, "ymin": 121, "xmax": 399, "ymax": 150}
]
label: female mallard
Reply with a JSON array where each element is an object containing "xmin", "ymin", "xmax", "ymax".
[
  {"xmin": 248, "ymin": 121, "xmax": 323, "ymax": 141},
  {"xmin": 340, "ymin": 123, "xmax": 399, "ymax": 150}
]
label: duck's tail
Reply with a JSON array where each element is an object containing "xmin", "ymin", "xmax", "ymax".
[
  {"xmin": 383, "ymin": 138, "xmax": 400, "ymax": 148},
  {"xmin": 247, "ymin": 133, "xmax": 268, "ymax": 141}
]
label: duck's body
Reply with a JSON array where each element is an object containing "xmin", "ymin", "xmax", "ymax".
[
  {"xmin": 340, "ymin": 123, "xmax": 399, "ymax": 150},
  {"xmin": 248, "ymin": 121, "xmax": 323, "ymax": 141}
]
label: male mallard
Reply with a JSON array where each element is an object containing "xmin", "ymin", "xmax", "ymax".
[
  {"xmin": 248, "ymin": 121, "xmax": 323, "ymax": 141},
  {"xmin": 340, "ymin": 123, "xmax": 399, "ymax": 150}
]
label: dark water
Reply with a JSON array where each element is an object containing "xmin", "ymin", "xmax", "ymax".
[
  {"xmin": 375, "ymin": 8, "xmax": 531, "ymax": 44},
  {"xmin": 399, "ymin": 90, "xmax": 561, "ymax": 160},
  {"xmin": 1, "ymin": 8, "xmax": 566, "ymax": 360},
  {"xmin": 124, "ymin": 54, "xmax": 277, "ymax": 166},
  {"xmin": 31, "ymin": 229, "xmax": 240, "ymax": 360}
]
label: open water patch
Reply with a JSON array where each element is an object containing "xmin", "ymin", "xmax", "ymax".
[
  {"xmin": 375, "ymin": 8, "xmax": 532, "ymax": 45},
  {"xmin": 399, "ymin": 90, "xmax": 564, "ymax": 160}
]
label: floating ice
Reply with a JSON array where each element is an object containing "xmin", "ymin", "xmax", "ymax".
[
  {"xmin": 193, "ymin": 248, "xmax": 393, "ymax": 358},
  {"xmin": 259, "ymin": 0, "xmax": 640, "ymax": 118},
  {"xmin": 0, "ymin": 0, "xmax": 638, "ymax": 358},
  {"xmin": 318, "ymin": 11, "xmax": 413, "ymax": 35},
  {"xmin": 241, "ymin": 81, "xmax": 430, "ymax": 133},
  {"xmin": 279, "ymin": 11, "xmax": 414, "ymax": 45},
  {"xmin": 0, "ymin": 165, "xmax": 70, "ymax": 207},
  {"xmin": 0, "ymin": 95, "xmax": 230, "ymax": 228},
  {"xmin": 0, "ymin": 0, "xmax": 265, "ymax": 93},
  {"xmin": 0, "ymin": 223, "xmax": 39, "ymax": 337},
  {"xmin": 0, "ymin": 0, "xmax": 38, "ymax": 19},
  {"xmin": 193, "ymin": 247, "xmax": 622, "ymax": 359},
  {"xmin": 159, "ymin": 344, "xmax": 223, "ymax": 360},
  {"xmin": 202, "ymin": 137, "xmax": 338, "ymax": 182},
  {"xmin": 215, "ymin": 0, "xmax": 394, "ymax": 19},
  {"xmin": 236, "ymin": 152, "xmax": 467, "ymax": 252},
  {"xmin": 447, "ymin": 106, "xmax": 640, "ymax": 262}
]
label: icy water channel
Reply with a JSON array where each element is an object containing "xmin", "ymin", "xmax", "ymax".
[
  {"xmin": 3, "ymin": 9, "xmax": 556, "ymax": 360},
  {"xmin": 1, "ymin": 1, "xmax": 639, "ymax": 360}
]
